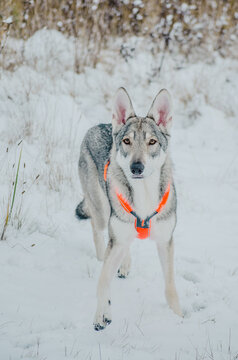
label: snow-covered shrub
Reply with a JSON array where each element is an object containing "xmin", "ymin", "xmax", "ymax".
[{"xmin": 0, "ymin": 0, "xmax": 237, "ymax": 70}]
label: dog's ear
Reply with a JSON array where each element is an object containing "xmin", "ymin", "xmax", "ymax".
[
  {"xmin": 112, "ymin": 87, "xmax": 135, "ymax": 130},
  {"xmin": 147, "ymin": 89, "xmax": 172, "ymax": 132}
]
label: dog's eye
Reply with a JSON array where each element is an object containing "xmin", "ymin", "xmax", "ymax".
[
  {"xmin": 123, "ymin": 138, "xmax": 131, "ymax": 145},
  {"xmin": 148, "ymin": 139, "xmax": 157, "ymax": 145}
]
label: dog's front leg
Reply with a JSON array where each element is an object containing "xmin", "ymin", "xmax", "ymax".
[
  {"xmin": 157, "ymin": 238, "xmax": 182, "ymax": 316},
  {"xmin": 94, "ymin": 217, "xmax": 134, "ymax": 331},
  {"xmin": 152, "ymin": 217, "xmax": 182, "ymax": 317}
]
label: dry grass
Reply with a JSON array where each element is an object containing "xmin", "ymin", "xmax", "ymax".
[
  {"xmin": 0, "ymin": 0, "xmax": 237, "ymax": 70},
  {"xmin": 1, "ymin": 145, "xmax": 22, "ymax": 240},
  {"xmin": 0, "ymin": 141, "xmax": 41, "ymax": 240}
]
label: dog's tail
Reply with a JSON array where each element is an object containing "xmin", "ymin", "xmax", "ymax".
[{"xmin": 75, "ymin": 200, "xmax": 90, "ymax": 220}]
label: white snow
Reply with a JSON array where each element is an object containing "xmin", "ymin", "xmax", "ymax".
[
  {"xmin": 3, "ymin": 17, "xmax": 13, "ymax": 24},
  {"xmin": 0, "ymin": 30, "xmax": 238, "ymax": 359}
]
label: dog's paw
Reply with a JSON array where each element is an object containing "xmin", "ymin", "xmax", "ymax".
[
  {"xmin": 118, "ymin": 254, "xmax": 131, "ymax": 278},
  {"xmin": 94, "ymin": 301, "xmax": 112, "ymax": 331},
  {"xmin": 117, "ymin": 268, "xmax": 129, "ymax": 278},
  {"xmin": 94, "ymin": 314, "xmax": 112, "ymax": 331},
  {"xmin": 94, "ymin": 315, "xmax": 112, "ymax": 331}
]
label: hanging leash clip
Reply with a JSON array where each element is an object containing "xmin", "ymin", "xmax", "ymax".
[{"xmin": 133, "ymin": 214, "xmax": 152, "ymax": 239}]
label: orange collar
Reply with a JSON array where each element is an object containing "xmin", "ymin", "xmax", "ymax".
[{"xmin": 104, "ymin": 160, "xmax": 170, "ymax": 239}]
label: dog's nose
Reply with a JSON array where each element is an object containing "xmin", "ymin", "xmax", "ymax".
[{"xmin": 130, "ymin": 162, "xmax": 144, "ymax": 175}]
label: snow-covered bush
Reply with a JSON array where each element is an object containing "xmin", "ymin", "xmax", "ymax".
[{"xmin": 0, "ymin": 0, "xmax": 237, "ymax": 70}]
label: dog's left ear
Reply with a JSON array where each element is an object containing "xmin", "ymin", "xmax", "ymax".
[
  {"xmin": 147, "ymin": 89, "xmax": 172, "ymax": 132},
  {"xmin": 112, "ymin": 87, "xmax": 135, "ymax": 130}
]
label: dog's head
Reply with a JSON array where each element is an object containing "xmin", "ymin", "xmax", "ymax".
[{"xmin": 112, "ymin": 87, "xmax": 172, "ymax": 179}]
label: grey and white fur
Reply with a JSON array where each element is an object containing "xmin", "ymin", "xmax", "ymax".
[{"xmin": 76, "ymin": 88, "xmax": 182, "ymax": 331}]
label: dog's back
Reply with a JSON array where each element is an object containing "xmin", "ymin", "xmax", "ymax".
[{"xmin": 79, "ymin": 123, "xmax": 112, "ymax": 190}]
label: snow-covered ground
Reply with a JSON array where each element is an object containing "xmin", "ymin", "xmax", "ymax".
[{"xmin": 0, "ymin": 30, "xmax": 238, "ymax": 359}]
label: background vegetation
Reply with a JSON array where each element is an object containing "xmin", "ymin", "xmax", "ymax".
[{"xmin": 0, "ymin": 0, "xmax": 237, "ymax": 71}]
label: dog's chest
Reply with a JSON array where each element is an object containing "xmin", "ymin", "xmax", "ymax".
[{"xmin": 131, "ymin": 174, "xmax": 160, "ymax": 219}]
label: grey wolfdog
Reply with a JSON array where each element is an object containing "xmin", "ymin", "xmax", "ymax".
[{"xmin": 76, "ymin": 88, "xmax": 182, "ymax": 331}]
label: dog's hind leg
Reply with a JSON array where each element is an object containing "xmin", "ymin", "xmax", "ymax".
[
  {"xmin": 76, "ymin": 194, "xmax": 107, "ymax": 261},
  {"xmin": 79, "ymin": 153, "xmax": 110, "ymax": 262},
  {"xmin": 85, "ymin": 188, "xmax": 110, "ymax": 261},
  {"xmin": 89, "ymin": 182, "xmax": 110, "ymax": 261},
  {"xmin": 90, "ymin": 216, "xmax": 106, "ymax": 261}
]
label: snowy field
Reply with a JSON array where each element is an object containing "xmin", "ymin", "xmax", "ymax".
[{"xmin": 0, "ymin": 30, "xmax": 238, "ymax": 359}]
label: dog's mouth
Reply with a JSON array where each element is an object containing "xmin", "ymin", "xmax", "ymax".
[{"xmin": 131, "ymin": 174, "xmax": 144, "ymax": 179}]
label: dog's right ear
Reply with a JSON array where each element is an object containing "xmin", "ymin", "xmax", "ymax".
[{"xmin": 112, "ymin": 87, "xmax": 135, "ymax": 130}]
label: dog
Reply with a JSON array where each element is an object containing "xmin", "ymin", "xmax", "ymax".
[{"xmin": 76, "ymin": 87, "xmax": 182, "ymax": 330}]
